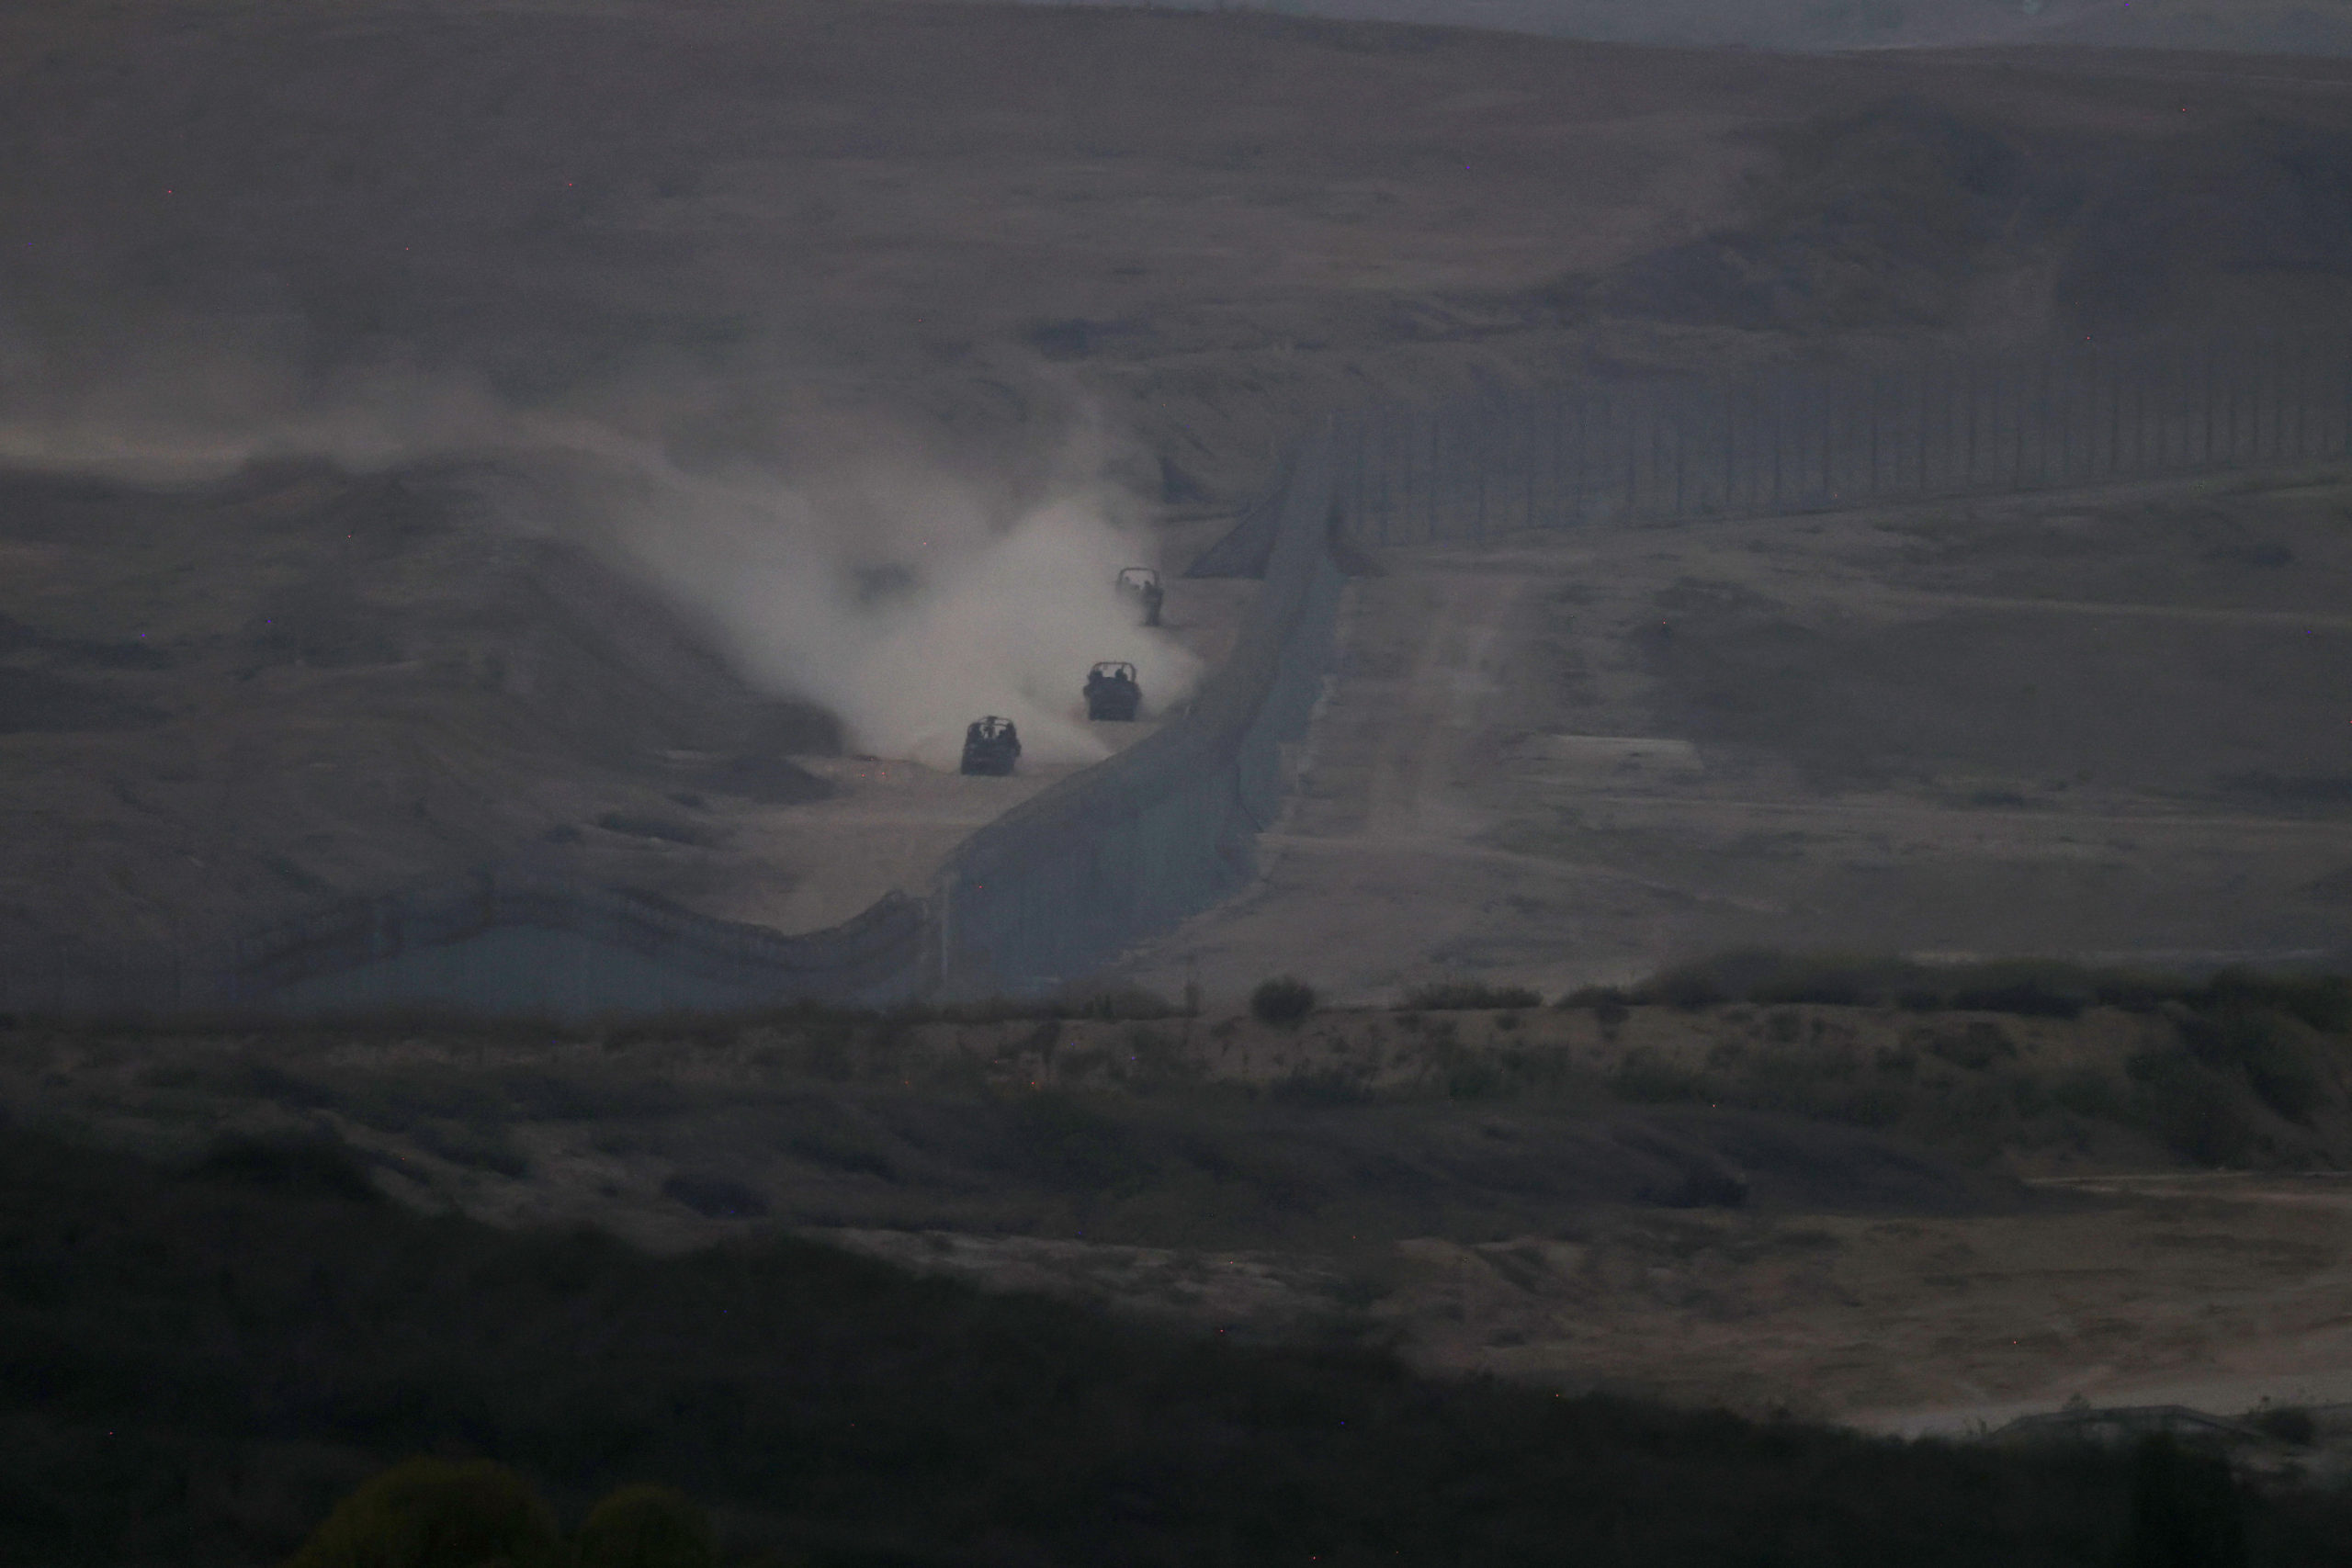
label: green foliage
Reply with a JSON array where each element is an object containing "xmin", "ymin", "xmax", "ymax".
[
  {"xmin": 1396, "ymin": 982, "xmax": 1543, "ymax": 1011},
  {"xmin": 282, "ymin": 1457, "xmax": 561, "ymax": 1568},
  {"xmin": 571, "ymin": 1485, "xmax": 715, "ymax": 1568},
  {"xmin": 2120, "ymin": 1433, "xmax": 2246, "ymax": 1568},
  {"xmin": 1250, "ymin": 975, "xmax": 1317, "ymax": 1027}
]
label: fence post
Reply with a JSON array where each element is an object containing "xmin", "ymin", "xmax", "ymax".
[
  {"xmin": 1962, "ymin": 357, "xmax": 1977, "ymax": 491},
  {"xmin": 2341, "ymin": 331, "xmax": 2351, "ymax": 460},
  {"xmin": 1548, "ymin": 388, "xmax": 1565, "ymax": 527},
  {"xmin": 2293, "ymin": 330, "xmax": 2306, "ymax": 462},
  {"xmin": 1815, "ymin": 372, "xmax": 1830, "ymax": 504},
  {"xmin": 1570, "ymin": 390, "xmax": 1587, "ymax": 525},
  {"xmin": 1669, "ymin": 386, "xmax": 1687, "ymax": 516},
  {"xmin": 2001, "ymin": 361, "xmax": 2018, "ymax": 490},
  {"xmin": 2169, "ymin": 333, "xmax": 2183, "ymax": 470},
  {"xmin": 1521, "ymin": 393, "xmax": 1536, "ymax": 531},
  {"xmin": 2232, "ymin": 336, "xmax": 2247, "ymax": 466},
  {"xmin": 2201, "ymin": 337, "xmax": 2216, "ymax": 468},
  {"xmin": 1722, "ymin": 379, "xmax": 1737, "ymax": 513},
  {"xmin": 2060, "ymin": 345, "xmax": 2077, "ymax": 484},
  {"xmin": 1900, "ymin": 364, "xmax": 1918, "ymax": 495},
  {"xmin": 1617, "ymin": 388, "xmax": 1634, "ymax": 520},
  {"xmin": 2102, "ymin": 343, "xmax": 2118, "ymax": 481},
  {"xmin": 1768, "ymin": 373, "xmax": 1783, "ymax": 507},
  {"xmin": 1860, "ymin": 373, "xmax": 1877, "ymax": 498},
  {"xmin": 2333, "ymin": 329, "xmax": 2352, "ymax": 456},
  {"xmin": 1653, "ymin": 384, "xmax": 1668, "ymax": 518},
  {"xmin": 1473, "ymin": 400, "xmax": 1487, "ymax": 543},
  {"xmin": 1426, "ymin": 405, "xmax": 1441, "ymax": 543}
]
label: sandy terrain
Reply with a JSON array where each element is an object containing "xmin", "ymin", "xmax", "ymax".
[
  {"xmin": 1116, "ymin": 468, "xmax": 2352, "ymax": 1004},
  {"xmin": 0, "ymin": 458, "xmax": 1237, "ymax": 980},
  {"xmin": 11, "ymin": 2, "xmax": 2352, "ymax": 970},
  {"xmin": 12, "ymin": 4, "xmax": 2352, "ymax": 1503}
]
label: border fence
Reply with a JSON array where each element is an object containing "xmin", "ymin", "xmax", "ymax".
[
  {"xmin": 0, "ymin": 434, "xmax": 1351, "ymax": 1019},
  {"xmin": 1323, "ymin": 332, "xmax": 2352, "ymax": 548},
  {"xmin": 11, "ymin": 329, "xmax": 2351, "ymax": 1017}
]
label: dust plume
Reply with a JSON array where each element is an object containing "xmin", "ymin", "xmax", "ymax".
[
  {"xmin": 576, "ymin": 436, "xmax": 1204, "ymax": 773},
  {"xmin": 0, "ymin": 367, "xmax": 1203, "ymax": 773}
]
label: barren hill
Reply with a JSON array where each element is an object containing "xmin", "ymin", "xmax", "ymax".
[{"xmin": 8, "ymin": 0, "xmax": 2352, "ymax": 969}]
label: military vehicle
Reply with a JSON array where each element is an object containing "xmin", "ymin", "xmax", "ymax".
[
  {"xmin": 1083, "ymin": 660, "xmax": 1141, "ymax": 721},
  {"xmin": 958, "ymin": 716, "xmax": 1021, "ymax": 775},
  {"xmin": 1115, "ymin": 566, "xmax": 1164, "ymax": 627}
]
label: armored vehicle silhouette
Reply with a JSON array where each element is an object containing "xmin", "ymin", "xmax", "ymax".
[
  {"xmin": 1115, "ymin": 566, "xmax": 1164, "ymax": 627},
  {"xmin": 959, "ymin": 716, "xmax": 1021, "ymax": 775},
  {"xmin": 1083, "ymin": 660, "xmax": 1141, "ymax": 722}
]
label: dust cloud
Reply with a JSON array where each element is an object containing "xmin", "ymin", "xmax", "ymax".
[
  {"xmin": 0, "ymin": 365, "xmax": 1202, "ymax": 773},
  {"xmin": 580, "ymin": 442, "xmax": 1203, "ymax": 773}
]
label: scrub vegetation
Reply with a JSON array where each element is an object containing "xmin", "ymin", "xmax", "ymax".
[{"xmin": 5, "ymin": 1122, "xmax": 2350, "ymax": 1568}]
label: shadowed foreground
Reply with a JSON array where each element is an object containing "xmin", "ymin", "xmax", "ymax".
[{"xmin": 4, "ymin": 1125, "xmax": 2349, "ymax": 1567}]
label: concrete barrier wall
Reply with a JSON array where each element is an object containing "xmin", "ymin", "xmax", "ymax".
[{"xmin": 934, "ymin": 434, "xmax": 1345, "ymax": 996}]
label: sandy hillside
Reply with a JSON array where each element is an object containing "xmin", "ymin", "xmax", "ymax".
[{"xmin": 6, "ymin": 2, "xmax": 2352, "ymax": 969}]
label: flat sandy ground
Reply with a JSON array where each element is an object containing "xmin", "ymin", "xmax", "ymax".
[
  {"xmin": 1116, "ymin": 468, "xmax": 2352, "ymax": 1004},
  {"xmin": 692, "ymin": 571, "xmax": 1256, "ymax": 932}
]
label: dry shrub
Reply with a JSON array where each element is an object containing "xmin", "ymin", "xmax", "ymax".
[
  {"xmin": 282, "ymin": 1457, "xmax": 561, "ymax": 1568},
  {"xmin": 573, "ymin": 1484, "xmax": 716, "ymax": 1568}
]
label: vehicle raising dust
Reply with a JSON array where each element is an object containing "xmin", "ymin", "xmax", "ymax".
[
  {"xmin": 1115, "ymin": 567, "xmax": 1163, "ymax": 628},
  {"xmin": 1083, "ymin": 661, "xmax": 1141, "ymax": 722},
  {"xmin": 958, "ymin": 716, "xmax": 1021, "ymax": 776}
]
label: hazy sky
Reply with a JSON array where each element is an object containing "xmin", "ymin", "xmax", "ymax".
[{"xmin": 915, "ymin": 0, "xmax": 2352, "ymax": 57}]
